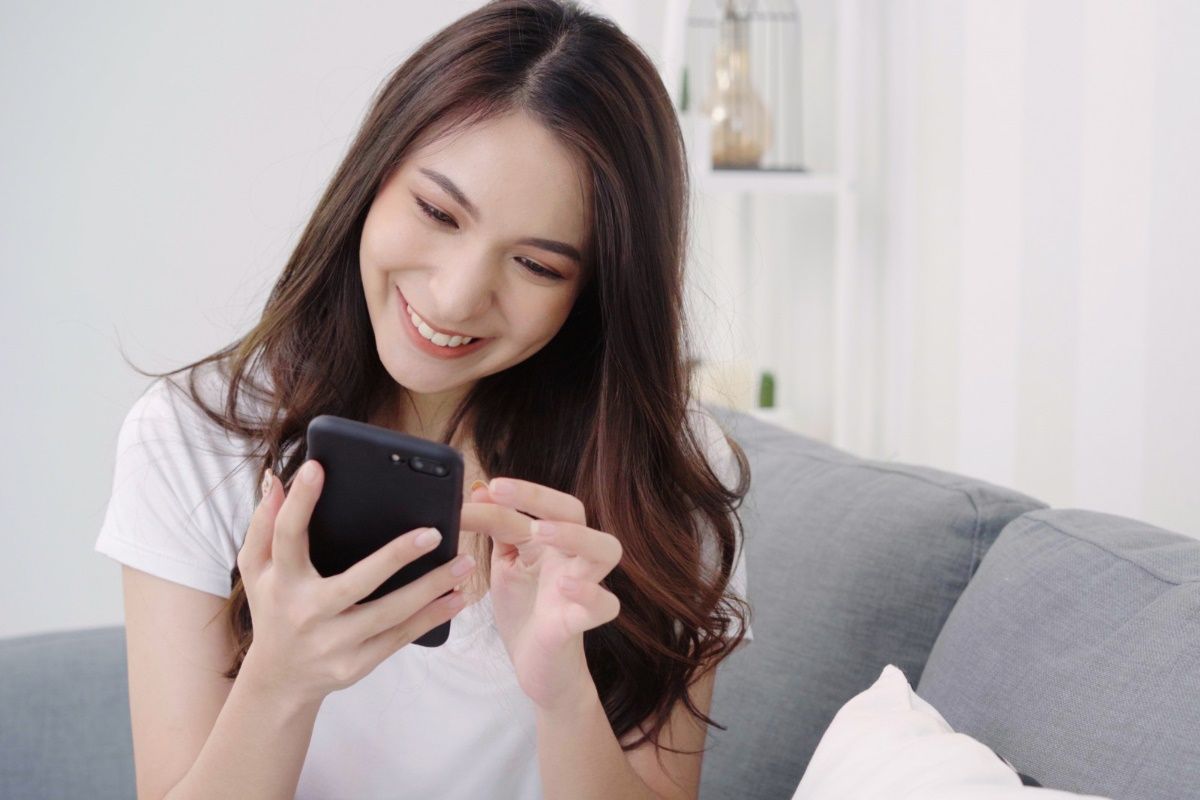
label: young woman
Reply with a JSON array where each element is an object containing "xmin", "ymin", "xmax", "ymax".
[{"xmin": 95, "ymin": 1, "xmax": 753, "ymax": 798}]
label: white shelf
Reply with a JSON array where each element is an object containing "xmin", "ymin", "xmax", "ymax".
[
  {"xmin": 697, "ymin": 169, "xmax": 848, "ymax": 196},
  {"xmin": 673, "ymin": 0, "xmax": 868, "ymax": 454}
]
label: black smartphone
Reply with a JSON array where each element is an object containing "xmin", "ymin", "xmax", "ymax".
[{"xmin": 305, "ymin": 414, "xmax": 464, "ymax": 648}]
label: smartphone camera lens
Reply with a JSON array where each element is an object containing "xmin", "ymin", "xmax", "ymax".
[{"xmin": 409, "ymin": 456, "xmax": 448, "ymax": 477}]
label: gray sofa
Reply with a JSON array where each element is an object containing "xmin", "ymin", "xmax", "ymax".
[{"xmin": 2, "ymin": 410, "xmax": 1198, "ymax": 799}]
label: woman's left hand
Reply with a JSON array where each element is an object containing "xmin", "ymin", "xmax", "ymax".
[{"xmin": 460, "ymin": 478, "xmax": 623, "ymax": 712}]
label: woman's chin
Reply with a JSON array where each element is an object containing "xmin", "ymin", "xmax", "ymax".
[
  {"xmin": 392, "ymin": 375, "xmax": 466, "ymax": 397},
  {"xmin": 381, "ymin": 357, "xmax": 473, "ymax": 396}
]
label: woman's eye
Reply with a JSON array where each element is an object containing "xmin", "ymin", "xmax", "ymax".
[
  {"xmin": 516, "ymin": 257, "xmax": 564, "ymax": 281},
  {"xmin": 416, "ymin": 196, "xmax": 564, "ymax": 281},
  {"xmin": 416, "ymin": 197, "xmax": 455, "ymax": 226}
]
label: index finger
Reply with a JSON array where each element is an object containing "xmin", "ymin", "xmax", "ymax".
[
  {"xmin": 486, "ymin": 478, "xmax": 587, "ymax": 525},
  {"xmin": 460, "ymin": 501, "xmax": 536, "ymax": 549}
]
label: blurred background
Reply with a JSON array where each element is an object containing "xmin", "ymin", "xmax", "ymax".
[{"xmin": 2, "ymin": 0, "xmax": 1197, "ymax": 638}]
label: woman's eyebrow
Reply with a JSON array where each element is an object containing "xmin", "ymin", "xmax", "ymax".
[
  {"xmin": 420, "ymin": 167, "xmax": 480, "ymax": 220},
  {"xmin": 418, "ymin": 167, "xmax": 583, "ymax": 263}
]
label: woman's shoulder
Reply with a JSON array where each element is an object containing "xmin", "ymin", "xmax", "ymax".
[
  {"xmin": 126, "ymin": 360, "xmax": 272, "ymax": 448},
  {"xmin": 99, "ymin": 360, "xmax": 271, "ymax": 597}
]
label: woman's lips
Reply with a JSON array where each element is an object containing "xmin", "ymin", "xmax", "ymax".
[{"xmin": 396, "ymin": 286, "xmax": 488, "ymax": 359}]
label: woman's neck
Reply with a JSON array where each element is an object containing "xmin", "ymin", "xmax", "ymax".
[{"xmin": 371, "ymin": 385, "xmax": 473, "ymax": 445}]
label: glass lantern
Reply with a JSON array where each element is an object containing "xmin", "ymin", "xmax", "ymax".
[{"xmin": 681, "ymin": 0, "xmax": 805, "ymax": 172}]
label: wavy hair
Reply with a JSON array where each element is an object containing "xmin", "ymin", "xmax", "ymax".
[{"xmin": 128, "ymin": 0, "xmax": 750, "ymax": 755}]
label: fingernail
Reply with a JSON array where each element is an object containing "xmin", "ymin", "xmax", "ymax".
[
  {"xmin": 301, "ymin": 460, "xmax": 320, "ymax": 484},
  {"xmin": 415, "ymin": 528, "xmax": 442, "ymax": 548},
  {"xmin": 490, "ymin": 478, "xmax": 514, "ymax": 497},
  {"xmin": 260, "ymin": 469, "xmax": 273, "ymax": 500},
  {"xmin": 451, "ymin": 554, "xmax": 476, "ymax": 576},
  {"xmin": 532, "ymin": 520, "xmax": 557, "ymax": 540}
]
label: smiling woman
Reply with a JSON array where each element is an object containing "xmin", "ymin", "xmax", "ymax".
[
  {"xmin": 97, "ymin": 1, "xmax": 753, "ymax": 798},
  {"xmin": 357, "ymin": 110, "xmax": 589, "ymax": 419}
]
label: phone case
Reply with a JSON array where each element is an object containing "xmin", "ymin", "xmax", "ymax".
[{"xmin": 305, "ymin": 414, "xmax": 464, "ymax": 647}]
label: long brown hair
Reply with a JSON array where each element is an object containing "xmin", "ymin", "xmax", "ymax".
[{"xmin": 127, "ymin": 0, "xmax": 750, "ymax": 754}]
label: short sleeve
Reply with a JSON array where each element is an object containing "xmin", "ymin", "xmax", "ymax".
[
  {"xmin": 688, "ymin": 402, "xmax": 754, "ymax": 649},
  {"xmin": 94, "ymin": 373, "xmax": 260, "ymax": 598}
]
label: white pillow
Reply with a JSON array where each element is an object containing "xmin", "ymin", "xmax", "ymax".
[{"xmin": 790, "ymin": 664, "xmax": 1114, "ymax": 800}]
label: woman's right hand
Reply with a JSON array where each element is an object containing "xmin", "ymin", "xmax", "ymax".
[{"xmin": 235, "ymin": 458, "xmax": 477, "ymax": 707}]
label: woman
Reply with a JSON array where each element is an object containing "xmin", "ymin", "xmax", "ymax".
[{"xmin": 95, "ymin": 1, "xmax": 752, "ymax": 797}]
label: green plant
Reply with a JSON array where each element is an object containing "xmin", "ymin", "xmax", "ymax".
[{"xmin": 758, "ymin": 370, "xmax": 775, "ymax": 409}]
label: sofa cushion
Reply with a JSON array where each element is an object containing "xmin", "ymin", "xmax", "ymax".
[
  {"xmin": 0, "ymin": 626, "xmax": 134, "ymax": 800},
  {"xmin": 791, "ymin": 663, "xmax": 1112, "ymax": 799},
  {"xmin": 917, "ymin": 509, "xmax": 1200, "ymax": 800},
  {"xmin": 700, "ymin": 408, "xmax": 1045, "ymax": 800}
]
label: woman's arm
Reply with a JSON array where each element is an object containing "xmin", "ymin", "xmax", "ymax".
[
  {"xmin": 162, "ymin": 645, "xmax": 323, "ymax": 800},
  {"xmin": 536, "ymin": 666, "xmax": 716, "ymax": 800},
  {"xmin": 122, "ymin": 565, "xmax": 322, "ymax": 800}
]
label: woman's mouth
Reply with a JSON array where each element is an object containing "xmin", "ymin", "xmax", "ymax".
[{"xmin": 396, "ymin": 286, "xmax": 489, "ymax": 359}]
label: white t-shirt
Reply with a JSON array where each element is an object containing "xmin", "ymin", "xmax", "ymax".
[{"xmin": 95, "ymin": 365, "xmax": 752, "ymax": 800}]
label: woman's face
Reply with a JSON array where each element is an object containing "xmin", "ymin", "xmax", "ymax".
[{"xmin": 359, "ymin": 110, "xmax": 589, "ymax": 400}]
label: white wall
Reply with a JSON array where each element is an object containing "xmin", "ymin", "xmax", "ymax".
[
  {"xmin": 0, "ymin": 0, "xmax": 671, "ymax": 640},
  {"xmin": 878, "ymin": 0, "xmax": 1200, "ymax": 537},
  {"xmin": 0, "ymin": 0, "xmax": 543, "ymax": 639}
]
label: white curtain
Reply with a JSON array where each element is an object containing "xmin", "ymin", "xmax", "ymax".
[{"xmin": 877, "ymin": 0, "xmax": 1200, "ymax": 536}]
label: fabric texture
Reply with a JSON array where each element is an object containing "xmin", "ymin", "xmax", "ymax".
[
  {"xmin": 792, "ymin": 663, "xmax": 1113, "ymax": 799},
  {"xmin": 92, "ymin": 365, "xmax": 750, "ymax": 799},
  {"xmin": 698, "ymin": 408, "xmax": 1046, "ymax": 800},
  {"xmin": 94, "ymin": 364, "xmax": 266, "ymax": 598},
  {"xmin": 917, "ymin": 509, "xmax": 1200, "ymax": 800},
  {"xmin": 0, "ymin": 627, "xmax": 135, "ymax": 800}
]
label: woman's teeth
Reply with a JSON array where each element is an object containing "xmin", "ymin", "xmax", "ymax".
[{"xmin": 406, "ymin": 304, "xmax": 476, "ymax": 348}]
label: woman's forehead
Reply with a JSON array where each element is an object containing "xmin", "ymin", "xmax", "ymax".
[{"xmin": 400, "ymin": 112, "xmax": 590, "ymax": 240}]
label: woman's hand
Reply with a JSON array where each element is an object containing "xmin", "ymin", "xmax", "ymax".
[
  {"xmin": 460, "ymin": 478, "xmax": 623, "ymax": 712},
  {"xmin": 237, "ymin": 461, "xmax": 477, "ymax": 707}
]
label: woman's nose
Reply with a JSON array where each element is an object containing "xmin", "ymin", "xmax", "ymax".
[{"xmin": 426, "ymin": 253, "xmax": 496, "ymax": 326}]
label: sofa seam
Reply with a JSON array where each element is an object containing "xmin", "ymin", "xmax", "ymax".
[
  {"xmin": 2, "ymin": 626, "xmax": 123, "ymax": 652},
  {"xmin": 734, "ymin": 435, "xmax": 1039, "ymax": 506},
  {"xmin": 968, "ymin": 493, "xmax": 984, "ymax": 585},
  {"xmin": 1014, "ymin": 513, "xmax": 1193, "ymax": 587},
  {"xmin": 713, "ymin": 409, "xmax": 1047, "ymax": 587},
  {"xmin": 734, "ymin": 436, "xmax": 1036, "ymax": 583}
]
